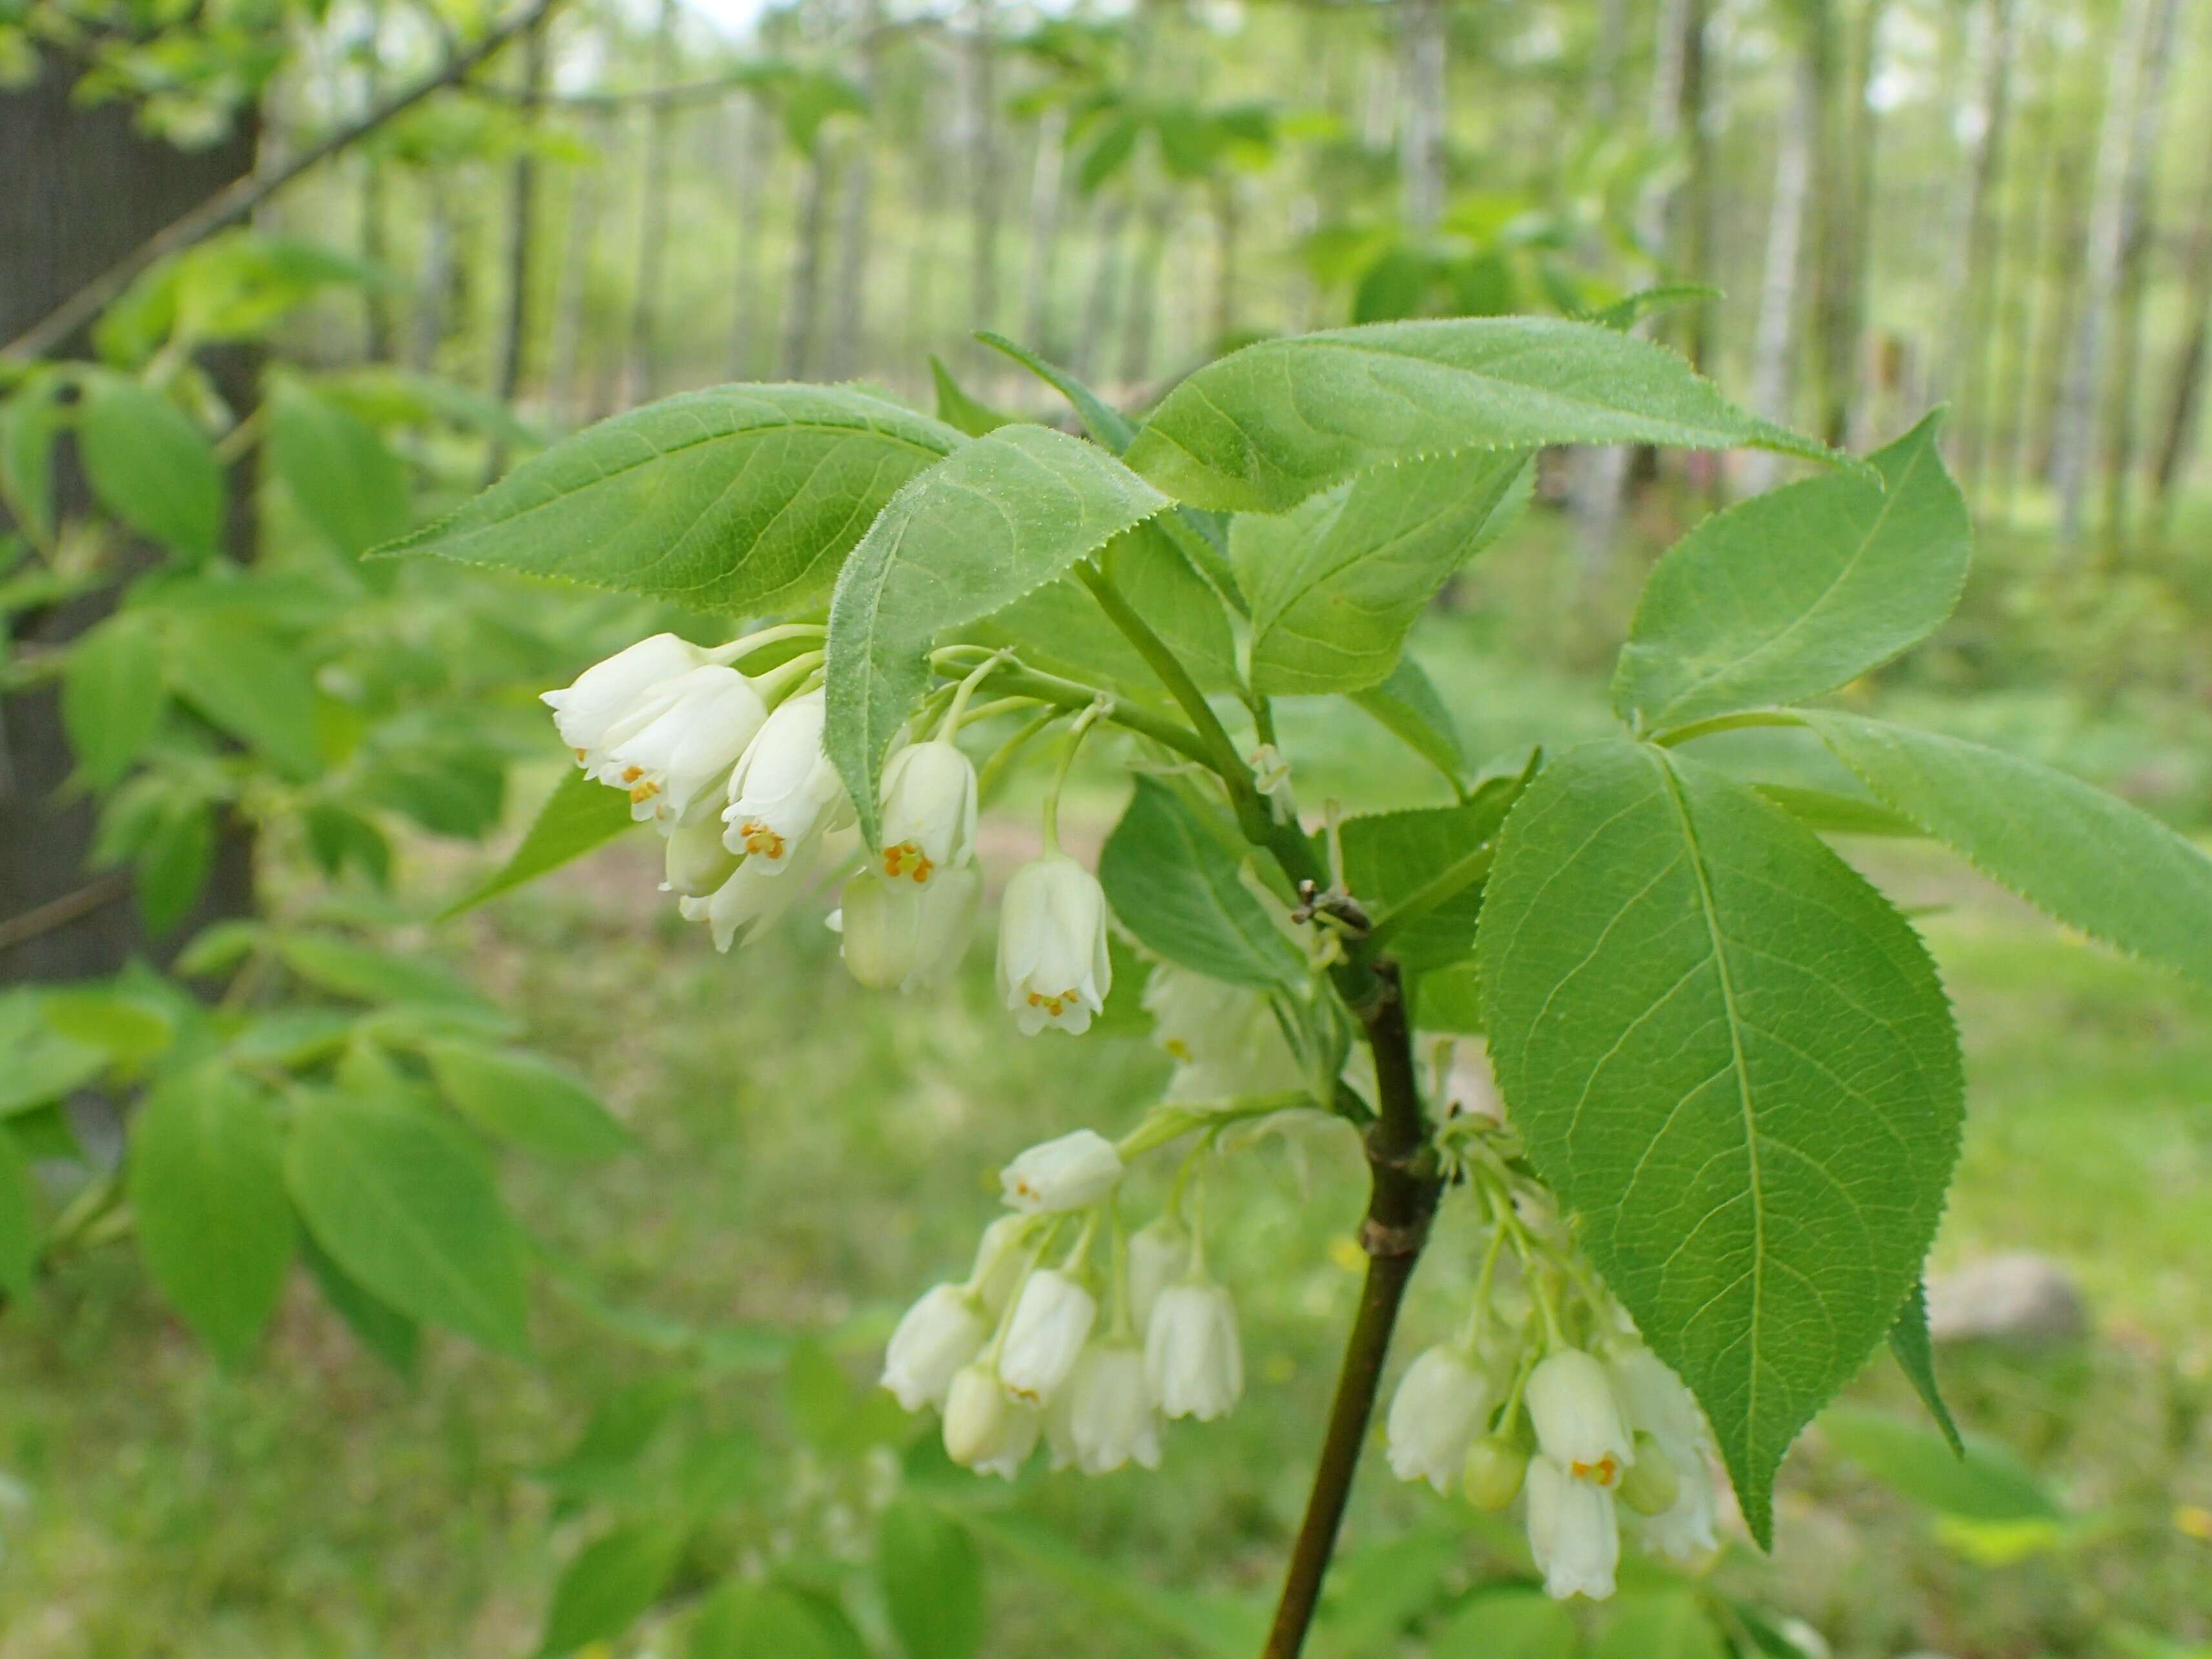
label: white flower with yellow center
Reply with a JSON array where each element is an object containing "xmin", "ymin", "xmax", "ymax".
[
  {"xmin": 836, "ymin": 865, "xmax": 980, "ymax": 991},
  {"xmin": 997, "ymin": 854, "xmax": 1112, "ymax": 1035},
  {"xmin": 876, "ymin": 739, "xmax": 978, "ymax": 886},
  {"xmin": 999, "ymin": 1129, "xmax": 1122, "ymax": 1213},
  {"xmin": 722, "ymin": 688, "xmax": 846, "ymax": 868},
  {"xmin": 542, "ymin": 634, "xmax": 705, "ymax": 779},
  {"xmin": 1606, "ymin": 1342, "xmax": 1719, "ymax": 1560},
  {"xmin": 1525, "ymin": 1452, "xmax": 1621, "ymax": 1600},
  {"xmin": 677, "ymin": 827, "xmax": 847, "ymax": 953},
  {"xmin": 603, "ymin": 665, "xmax": 768, "ymax": 829},
  {"xmin": 1526, "ymin": 1348, "xmax": 1635, "ymax": 1490}
]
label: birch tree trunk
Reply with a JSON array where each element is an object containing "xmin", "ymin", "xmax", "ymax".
[
  {"xmin": 962, "ymin": 0, "xmax": 1002, "ymax": 336},
  {"xmin": 728, "ymin": 96, "xmax": 771, "ymax": 382},
  {"xmin": 2049, "ymin": 0, "xmax": 2164, "ymax": 555},
  {"xmin": 1119, "ymin": 194, "xmax": 1172, "ymax": 390},
  {"xmin": 827, "ymin": 0, "xmax": 883, "ymax": 381},
  {"xmin": 2151, "ymin": 134, "xmax": 2212, "ymax": 515},
  {"xmin": 358, "ymin": 3, "xmax": 394, "ymax": 362},
  {"xmin": 493, "ymin": 14, "xmax": 548, "ymax": 411},
  {"xmin": 781, "ymin": 144, "xmax": 832, "ymax": 378},
  {"xmin": 625, "ymin": 0, "xmax": 680, "ymax": 406},
  {"xmin": 1992, "ymin": 95, "xmax": 2058, "ymax": 521},
  {"xmin": 1398, "ymin": 0, "xmax": 1447, "ymax": 235},
  {"xmin": 408, "ymin": 187, "xmax": 454, "ymax": 371},
  {"xmin": 1075, "ymin": 194, "xmax": 1128, "ymax": 379},
  {"xmin": 1948, "ymin": 0, "xmax": 2016, "ymax": 490},
  {"xmin": 1020, "ymin": 104, "xmax": 1069, "ymax": 358},
  {"xmin": 1740, "ymin": 62, "xmax": 1814, "ymax": 498}
]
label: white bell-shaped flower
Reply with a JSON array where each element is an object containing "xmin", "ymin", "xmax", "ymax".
[
  {"xmin": 942, "ymin": 1359, "xmax": 1041, "ymax": 1479},
  {"xmin": 997, "ymin": 854, "xmax": 1112, "ymax": 1035},
  {"xmin": 723, "ymin": 688, "xmax": 847, "ymax": 869},
  {"xmin": 1385, "ymin": 1343, "xmax": 1498, "ymax": 1494},
  {"xmin": 1000, "ymin": 1129, "xmax": 1122, "ymax": 1213},
  {"xmin": 881, "ymin": 1284, "xmax": 989, "ymax": 1412},
  {"xmin": 1144, "ymin": 1279, "xmax": 1243, "ymax": 1421},
  {"xmin": 662, "ymin": 814, "xmax": 739, "ymax": 898},
  {"xmin": 677, "ymin": 828, "xmax": 842, "ymax": 953},
  {"xmin": 876, "ymin": 739, "xmax": 979, "ymax": 884},
  {"xmin": 997, "ymin": 1268, "xmax": 1097, "ymax": 1404},
  {"xmin": 1142, "ymin": 967, "xmax": 1304, "ymax": 1100},
  {"xmin": 1048, "ymin": 1341, "xmax": 1161, "ymax": 1475},
  {"xmin": 1525, "ymin": 1454, "xmax": 1621, "ymax": 1600},
  {"xmin": 838, "ymin": 865, "xmax": 980, "ymax": 991},
  {"xmin": 603, "ymin": 665, "xmax": 768, "ymax": 829},
  {"xmin": 1527, "ymin": 1348, "xmax": 1635, "ymax": 1489},
  {"xmin": 1606, "ymin": 1343, "xmax": 1719, "ymax": 1559},
  {"xmin": 967, "ymin": 1214, "xmax": 1037, "ymax": 1315},
  {"xmin": 543, "ymin": 633, "xmax": 705, "ymax": 777},
  {"xmin": 1125, "ymin": 1216, "xmax": 1192, "ymax": 1328}
]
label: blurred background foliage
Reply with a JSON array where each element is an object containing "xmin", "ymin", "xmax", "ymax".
[{"xmin": 1, "ymin": 0, "xmax": 2210, "ymax": 1653}]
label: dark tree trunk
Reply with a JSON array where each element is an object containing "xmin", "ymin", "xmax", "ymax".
[
  {"xmin": 626, "ymin": 0, "xmax": 680, "ymax": 404},
  {"xmin": 2151, "ymin": 134, "xmax": 2212, "ymax": 515},
  {"xmin": 0, "ymin": 58, "xmax": 260, "ymax": 984}
]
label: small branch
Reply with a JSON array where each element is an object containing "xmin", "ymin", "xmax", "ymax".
[
  {"xmin": 1360, "ymin": 842, "xmax": 1495, "ymax": 957},
  {"xmin": 0, "ymin": 870, "xmax": 134, "ymax": 955},
  {"xmin": 3, "ymin": 0, "xmax": 566, "ymax": 362}
]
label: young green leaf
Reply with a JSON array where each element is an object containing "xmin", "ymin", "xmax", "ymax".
[
  {"xmin": 1888, "ymin": 1278, "xmax": 1965, "ymax": 1456},
  {"xmin": 378, "ymin": 385, "xmax": 960, "ymax": 612},
  {"xmin": 0, "ymin": 991, "xmax": 109, "ymax": 1115},
  {"xmin": 1, "ymin": 375, "xmax": 62, "ymax": 545},
  {"xmin": 129, "ymin": 1062, "xmax": 295, "ymax": 1365},
  {"xmin": 1124, "ymin": 318, "xmax": 1834, "ymax": 512},
  {"xmin": 61, "ymin": 613, "xmax": 166, "ymax": 788},
  {"xmin": 1476, "ymin": 740, "xmax": 1963, "ymax": 1547},
  {"xmin": 1591, "ymin": 1591, "xmax": 1728, "ymax": 1659},
  {"xmin": 0, "ymin": 1127, "xmax": 35, "ymax": 1298},
  {"xmin": 267, "ymin": 376, "xmax": 411, "ymax": 556},
  {"xmin": 443, "ymin": 766, "xmax": 638, "ymax": 919},
  {"xmin": 284, "ymin": 1085, "xmax": 533, "ymax": 1357},
  {"xmin": 1234, "ymin": 449, "xmax": 1529, "ymax": 695},
  {"xmin": 1613, "ymin": 411, "xmax": 1970, "ymax": 733},
  {"xmin": 690, "ymin": 1582, "xmax": 869, "ymax": 1659},
  {"xmin": 1819, "ymin": 1405, "xmax": 2061, "ymax": 1522},
  {"xmin": 300, "ymin": 1231, "xmax": 420, "ymax": 1376},
  {"xmin": 164, "ymin": 608, "xmax": 323, "ymax": 779},
  {"xmin": 135, "ymin": 796, "xmax": 216, "ymax": 935},
  {"xmin": 76, "ymin": 374, "xmax": 223, "ymax": 557},
  {"xmin": 1801, "ymin": 712, "xmax": 2212, "ymax": 987},
  {"xmin": 929, "ymin": 354, "xmax": 1018, "ymax": 437},
  {"xmin": 1752, "ymin": 784, "xmax": 1922, "ymax": 840},
  {"xmin": 278, "ymin": 933, "xmax": 486, "ymax": 1007},
  {"xmin": 1339, "ymin": 776, "xmax": 1524, "ymax": 969},
  {"xmin": 1350, "ymin": 656, "xmax": 1466, "ymax": 788},
  {"xmin": 825, "ymin": 424, "xmax": 1169, "ymax": 843},
  {"xmin": 538, "ymin": 1519, "xmax": 688, "ymax": 1657},
  {"xmin": 879, "ymin": 1497, "xmax": 986, "ymax": 1659},
  {"xmin": 422, "ymin": 1042, "xmax": 634, "ymax": 1162},
  {"xmin": 1098, "ymin": 777, "xmax": 1305, "ymax": 991}
]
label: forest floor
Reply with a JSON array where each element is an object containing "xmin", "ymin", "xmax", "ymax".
[{"xmin": 2, "ymin": 615, "xmax": 2210, "ymax": 1659}]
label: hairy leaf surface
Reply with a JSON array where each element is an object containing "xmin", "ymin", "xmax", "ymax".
[
  {"xmin": 1614, "ymin": 413, "xmax": 1969, "ymax": 732},
  {"xmin": 1477, "ymin": 740, "xmax": 1962, "ymax": 1544},
  {"xmin": 1124, "ymin": 318, "xmax": 1832, "ymax": 511},
  {"xmin": 1234, "ymin": 449, "xmax": 1529, "ymax": 694},
  {"xmin": 1803, "ymin": 712, "xmax": 2212, "ymax": 986},
  {"xmin": 380, "ymin": 386, "xmax": 960, "ymax": 611},
  {"xmin": 826, "ymin": 424, "xmax": 1168, "ymax": 843}
]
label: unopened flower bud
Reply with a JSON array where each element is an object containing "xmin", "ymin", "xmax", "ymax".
[
  {"xmin": 997, "ymin": 854, "xmax": 1111, "ymax": 1035},
  {"xmin": 998, "ymin": 1268, "xmax": 1097, "ymax": 1404},
  {"xmin": 1000, "ymin": 1129, "xmax": 1122, "ymax": 1213},
  {"xmin": 1385, "ymin": 1343, "xmax": 1497, "ymax": 1494},
  {"xmin": 663, "ymin": 813, "xmax": 739, "ymax": 898},
  {"xmin": 880, "ymin": 1284, "xmax": 988, "ymax": 1412},
  {"xmin": 1618, "ymin": 1431, "xmax": 1682, "ymax": 1516},
  {"xmin": 1462, "ymin": 1434, "xmax": 1529, "ymax": 1510},
  {"xmin": 1144, "ymin": 1280, "xmax": 1243, "ymax": 1421},
  {"xmin": 543, "ymin": 634, "xmax": 705, "ymax": 774},
  {"xmin": 942, "ymin": 1360, "xmax": 1040, "ymax": 1479}
]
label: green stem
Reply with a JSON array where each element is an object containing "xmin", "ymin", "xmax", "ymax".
[
  {"xmin": 1363, "ymin": 843, "xmax": 1496, "ymax": 957},
  {"xmin": 1649, "ymin": 708, "xmax": 1806, "ymax": 747},
  {"xmin": 1039, "ymin": 701, "xmax": 1105, "ymax": 854},
  {"xmin": 931, "ymin": 657, "xmax": 1214, "ymax": 768}
]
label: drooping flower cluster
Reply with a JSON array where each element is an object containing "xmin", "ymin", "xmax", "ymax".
[
  {"xmin": 880, "ymin": 1129, "xmax": 1246, "ymax": 1479},
  {"xmin": 1379, "ymin": 1130, "xmax": 1723, "ymax": 1600},
  {"xmin": 541, "ymin": 633, "xmax": 1114, "ymax": 1028}
]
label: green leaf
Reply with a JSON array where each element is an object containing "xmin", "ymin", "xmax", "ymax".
[
  {"xmin": 1591, "ymin": 1591, "xmax": 1727, "ymax": 1659},
  {"xmin": 443, "ymin": 766, "xmax": 638, "ymax": 918},
  {"xmin": 1124, "ymin": 318, "xmax": 1834, "ymax": 513},
  {"xmin": 42, "ymin": 987, "xmax": 176, "ymax": 1064},
  {"xmin": 879, "ymin": 1497, "xmax": 984, "ymax": 1659},
  {"xmin": 1580, "ymin": 283, "xmax": 1721, "ymax": 333},
  {"xmin": 278, "ymin": 933, "xmax": 484, "ymax": 1007},
  {"xmin": 978, "ymin": 331, "xmax": 1137, "ymax": 451},
  {"xmin": 1819, "ymin": 1404, "xmax": 2061, "ymax": 1522},
  {"xmin": 300, "ymin": 1230, "xmax": 419, "ymax": 1375},
  {"xmin": 1411, "ymin": 961, "xmax": 1483, "ymax": 1035},
  {"xmin": 825, "ymin": 424, "xmax": 1169, "ymax": 844},
  {"xmin": 284, "ymin": 1085, "xmax": 533, "ymax": 1357},
  {"xmin": 165, "ymin": 609, "xmax": 322, "ymax": 778},
  {"xmin": 303, "ymin": 802, "xmax": 393, "ymax": 885},
  {"xmin": 539, "ymin": 1519, "xmax": 688, "ymax": 1656},
  {"xmin": 971, "ymin": 522, "xmax": 1238, "ymax": 697},
  {"xmin": 1752, "ymin": 783, "xmax": 1921, "ymax": 840},
  {"xmin": 929, "ymin": 355, "xmax": 1017, "ymax": 437},
  {"xmin": 1350, "ymin": 656, "xmax": 1466, "ymax": 788},
  {"xmin": 362, "ymin": 738, "xmax": 506, "ymax": 839},
  {"xmin": 1339, "ymin": 774, "xmax": 1524, "ymax": 969},
  {"xmin": 0, "ymin": 1126, "xmax": 36, "ymax": 1297},
  {"xmin": 77, "ymin": 375, "xmax": 223, "ymax": 557},
  {"xmin": 1801, "ymin": 712, "xmax": 2212, "ymax": 988},
  {"xmin": 0, "ymin": 991, "xmax": 109, "ymax": 1115},
  {"xmin": 422, "ymin": 1042, "xmax": 633, "ymax": 1162},
  {"xmin": 1476, "ymin": 740, "xmax": 1963, "ymax": 1547},
  {"xmin": 267, "ymin": 377, "xmax": 411, "ymax": 556},
  {"xmin": 380, "ymin": 385, "xmax": 960, "ymax": 613},
  {"xmin": 135, "ymin": 797, "xmax": 215, "ymax": 934},
  {"xmin": 691, "ymin": 1582, "xmax": 867, "ymax": 1659},
  {"xmin": 1888, "ymin": 1277, "xmax": 1964, "ymax": 1456},
  {"xmin": 1098, "ymin": 777, "xmax": 1305, "ymax": 991},
  {"xmin": 1235, "ymin": 449, "xmax": 1530, "ymax": 695},
  {"xmin": 2, "ymin": 375, "xmax": 62, "ymax": 545},
  {"xmin": 129, "ymin": 1063, "xmax": 294, "ymax": 1364},
  {"xmin": 1613, "ymin": 411, "xmax": 1970, "ymax": 732},
  {"xmin": 1427, "ymin": 1587, "xmax": 1580, "ymax": 1659},
  {"xmin": 61, "ymin": 613, "xmax": 166, "ymax": 788}
]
